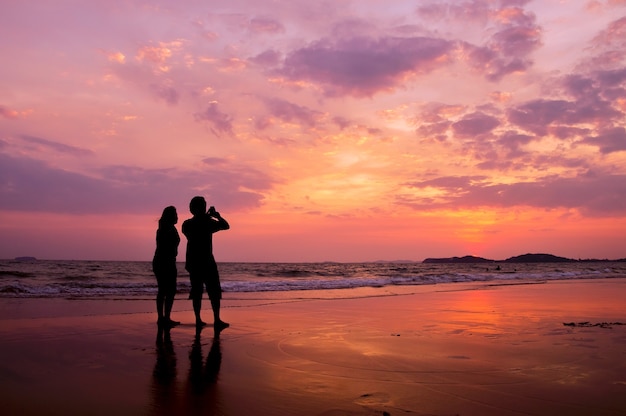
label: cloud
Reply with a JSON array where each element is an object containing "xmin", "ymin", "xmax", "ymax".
[
  {"xmin": 402, "ymin": 172, "xmax": 626, "ymax": 216},
  {"xmin": 150, "ymin": 83, "xmax": 180, "ymax": 106},
  {"xmin": 249, "ymin": 49, "xmax": 282, "ymax": 67},
  {"xmin": 0, "ymin": 105, "xmax": 20, "ymax": 119},
  {"xmin": 260, "ymin": 98, "xmax": 323, "ymax": 129},
  {"xmin": 416, "ymin": 1, "xmax": 491, "ymax": 23},
  {"xmin": 416, "ymin": 121, "xmax": 450, "ymax": 141},
  {"xmin": 495, "ymin": 130, "xmax": 534, "ymax": 158},
  {"xmin": 194, "ymin": 102, "xmax": 234, "ymax": 136},
  {"xmin": 109, "ymin": 62, "xmax": 183, "ymax": 106},
  {"xmin": 19, "ymin": 135, "xmax": 94, "ymax": 157},
  {"xmin": 135, "ymin": 41, "xmax": 184, "ymax": 71},
  {"xmin": 408, "ymin": 175, "xmax": 487, "ymax": 190},
  {"xmin": 460, "ymin": 4, "xmax": 542, "ymax": 81},
  {"xmin": 561, "ymin": 72, "xmax": 623, "ymax": 118},
  {"xmin": 506, "ymin": 67, "xmax": 624, "ymax": 138},
  {"xmin": 582, "ymin": 126, "xmax": 626, "ymax": 153},
  {"xmin": 549, "ymin": 126, "xmax": 591, "ymax": 140},
  {"xmin": 0, "ymin": 153, "xmax": 273, "ymax": 215},
  {"xmin": 507, "ymin": 99, "xmax": 574, "ymax": 135},
  {"xmin": 247, "ymin": 17, "xmax": 285, "ymax": 34},
  {"xmin": 452, "ymin": 112, "xmax": 500, "ymax": 137},
  {"xmin": 589, "ymin": 16, "xmax": 626, "ymax": 68},
  {"xmin": 279, "ymin": 36, "xmax": 454, "ymax": 97}
]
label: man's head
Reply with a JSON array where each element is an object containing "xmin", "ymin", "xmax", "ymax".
[{"xmin": 189, "ymin": 196, "xmax": 207, "ymax": 216}]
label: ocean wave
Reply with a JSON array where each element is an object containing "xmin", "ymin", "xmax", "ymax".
[{"xmin": 0, "ymin": 260, "xmax": 624, "ymax": 299}]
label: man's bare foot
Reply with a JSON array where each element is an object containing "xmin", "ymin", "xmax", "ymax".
[
  {"xmin": 196, "ymin": 320, "xmax": 207, "ymax": 327},
  {"xmin": 215, "ymin": 320, "xmax": 229, "ymax": 330}
]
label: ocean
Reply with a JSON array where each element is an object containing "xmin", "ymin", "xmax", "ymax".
[{"xmin": 1, "ymin": 259, "xmax": 625, "ymax": 300}]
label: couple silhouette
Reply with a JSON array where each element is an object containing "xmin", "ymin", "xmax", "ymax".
[{"xmin": 152, "ymin": 196, "xmax": 230, "ymax": 329}]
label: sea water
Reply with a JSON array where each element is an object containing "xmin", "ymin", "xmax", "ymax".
[{"xmin": 1, "ymin": 259, "xmax": 625, "ymax": 300}]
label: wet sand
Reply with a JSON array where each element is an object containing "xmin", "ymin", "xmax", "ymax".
[{"xmin": 1, "ymin": 279, "xmax": 625, "ymax": 415}]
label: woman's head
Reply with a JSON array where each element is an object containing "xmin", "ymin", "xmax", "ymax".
[{"xmin": 159, "ymin": 206, "xmax": 178, "ymax": 227}]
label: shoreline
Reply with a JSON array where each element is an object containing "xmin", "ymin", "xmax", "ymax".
[{"xmin": 1, "ymin": 278, "xmax": 625, "ymax": 415}]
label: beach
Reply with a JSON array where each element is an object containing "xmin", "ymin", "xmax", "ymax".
[{"xmin": 1, "ymin": 278, "xmax": 625, "ymax": 416}]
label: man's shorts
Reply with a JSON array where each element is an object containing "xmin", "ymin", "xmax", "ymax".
[{"xmin": 188, "ymin": 263, "xmax": 222, "ymax": 300}]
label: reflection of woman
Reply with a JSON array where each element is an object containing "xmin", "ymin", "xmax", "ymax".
[
  {"xmin": 151, "ymin": 325, "xmax": 177, "ymax": 413},
  {"xmin": 152, "ymin": 206, "xmax": 181, "ymax": 327}
]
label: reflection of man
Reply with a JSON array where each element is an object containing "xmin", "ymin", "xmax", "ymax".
[
  {"xmin": 182, "ymin": 196, "xmax": 230, "ymax": 329},
  {"xmin": 187, "ymin": 329, "xmax": 222, "ymax": 414},
  {"xmin": 189, "ymin": 329, "xmax": 222, "ymax": 394}
]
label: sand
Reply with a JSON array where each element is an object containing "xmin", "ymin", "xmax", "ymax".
[{"xmin": 1, "ymin": 278, "xmax": 625, "ymax": 416}]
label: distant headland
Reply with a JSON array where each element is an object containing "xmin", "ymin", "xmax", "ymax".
[
  {"xmin": 422, "ymin": 253, "xmax": 626, "ymax": 264},
  {"xmin": 14, "ymin": 256, "xmax": 37, "ymax": 261}
]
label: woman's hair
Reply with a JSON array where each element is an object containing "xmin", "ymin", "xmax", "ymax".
[{"xmin": 158, "ymin": 206, "xmax": 177, "ymax": 227}]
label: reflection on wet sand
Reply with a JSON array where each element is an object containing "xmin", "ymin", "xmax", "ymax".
[
  {"xmin": 151, "ymin": 326, "xmax": 177, "ymax": 414},
  {"xmin": 187, "ymin": 326, "xmax": 223, "ymax": 414},
  {"xmin": 150, "ymin": 325, "xmax": 223, "ymax": 415}
]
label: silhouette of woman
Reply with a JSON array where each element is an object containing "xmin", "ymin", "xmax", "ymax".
[{"xmin": 152, "ymin": 206, "xmax": 181, "ymax": 327}]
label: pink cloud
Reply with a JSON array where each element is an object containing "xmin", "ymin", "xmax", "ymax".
[
  {"xmin": 279, "ymin": 36, "xmax": 454, "ymax": 97},
  {"xmin": 247, "ymin": 17, "xmax": 285, "ymax": 34},
  {"xmin": 452, "ymin": 112, "xmax": 500, "ymax": 137},
  {"xmin": 416, "ymin": 1, "xmax": 491, "ymax": 23},
  {"xmin": 0, "ymin": 105, "xmax": 20, "ymax": 119},
  {"xmin": 150, "ymin": 83, "xmax": 180, "ymax": 106},
  {"xmin": 583, "ymin": 126, "xmax": 626, "ymax": 154},
  {"xmin": 496, "ymin": 131, "xmax": 534, "ymax": 158},
  {"xmin": 507, "ymin": 99, "xmax": 574, "ymax": 135},
  {"xmin": 194, "ymin": 102, "xmax": 234, "ymax": 136},
  {"xmin": 249, "ymin": 49, "xmax": 282, "ymax": 67},
  {"xmin": 18, "ymin": 135, "xmax": 94, "ymax": 157},
  {"xmin": 403, "ymin": 172, "xmax": 626, "ymax": 217},
  {"xmin": 0, "ymin": 152, "xmax": 272, "ymax": 215},
  {"xmin": 261, "ymin": 98, "xmax": 323, "ymax": 128}
]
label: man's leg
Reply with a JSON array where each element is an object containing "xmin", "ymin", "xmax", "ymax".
[
  {"xmin": 208, "ymin": 265, "xmax": 228, "ymax": 329},
  {"xmin": 210, "ymin": 297, "xmax": 220, "ymax": 322},
  {"xmin": 190, "ymin": 273, "xmax": 206, "ymax": 326},
  {"xmin": 210, "ymin": 295, "xmax": 229, "ymax": 329},
  {"xmin": 193, "ymin": 296, "xmax": 205, "ymax": 326}
]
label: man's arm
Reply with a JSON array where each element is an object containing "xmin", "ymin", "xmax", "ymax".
[{"xmin": 210, "ymin": 211, "xmax": 230, "ymax": 231}]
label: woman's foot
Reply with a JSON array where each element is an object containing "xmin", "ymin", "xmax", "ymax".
[{"xmin": 158, "ymin": 317, "xmax": 180, "ymax": 327}]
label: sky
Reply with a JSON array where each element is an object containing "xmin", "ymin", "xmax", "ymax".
[{"xmin": 1, "ymin": 0, "xmax": 626, "ymax": 262}]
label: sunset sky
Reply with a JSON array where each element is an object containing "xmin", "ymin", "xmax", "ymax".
[{"xmin": 1, "ymin": 0, "xmax": 626, "ymax": 262}]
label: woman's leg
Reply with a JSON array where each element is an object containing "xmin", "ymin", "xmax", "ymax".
[{"xmin": 156, "ymin": 290, "xmax": 164, "ymax": 322}]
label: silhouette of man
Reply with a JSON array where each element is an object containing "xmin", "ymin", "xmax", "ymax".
[{"xmin": 182, "ymin": 196, "xmax": 230, "ymax": 329}]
